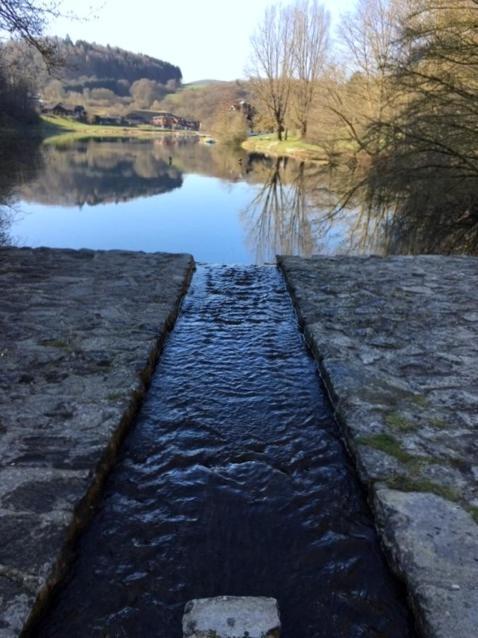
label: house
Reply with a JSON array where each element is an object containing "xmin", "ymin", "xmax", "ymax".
[
  {"xmin": 151, "ymin": 112, "xmax": 200, "ymax": 131},
  {"xmin": 94, "ymin": 115, "xmax": 125, "ymax": 126},
  {"xmin": 42, "ymin": 103, "xmax": 87, "ymax": 121},
  {"xmin": 125, "ymin": 110, "xmax": 155, "ymax": 125},
  {"xmin": 230, "ymin": 100, "xmax": 256, "ymax": 127}
]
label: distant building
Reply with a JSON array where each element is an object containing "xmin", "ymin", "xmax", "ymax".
[
  {"xmin": 125, "ymin": 110, "xmax": 154, "ymax": 125},
  {"xmin": 230, "ymin": 100, "xmax": 256, "ymax": 128},
  {"xmin": 94, "ymin": 115, "xmax": 125, "ymax": 126},
  {"xmin": 151, "ymin": 112, "xmax": 200, "ymax": 131},
  {"xmin": 42, "ymin": 103, "xmax": 87, "ymax": 121}
]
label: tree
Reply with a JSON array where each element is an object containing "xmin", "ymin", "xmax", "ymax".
[
  {"xmin": 130, "ymin": 78, "xmax": 164, "ymax": 108},
  {"xmin": 329, "ymin": 0, "xmax": 400, "ymax": 154},
  {"xmin": 291, "ymin": 0, "xmax": 330, "ymax": 138},
  {"xmin": 212, "ymin": 110, "xmax": 248, "ymax": 146},
  {"xmin": 248, "ymin": 5, "xmax": 294, "ymax": 140},
  {"xmin": 381, "ymin": 0, "xmax": 478, "ymax": 174},
  {"xmin": 356, "ymin": 0, "xmax": 478, "ymax": 256},
  {"xmin": 0, "ymin": 0, "xmax": 62, "ymax": 66}
]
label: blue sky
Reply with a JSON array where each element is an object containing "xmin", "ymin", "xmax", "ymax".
[{"xmin": 46, "ymin": 0, "xmax": 356, "ymax": 82}]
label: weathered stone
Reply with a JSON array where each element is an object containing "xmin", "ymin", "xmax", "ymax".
[
  {"xmin": 0, "ymin": 247, "xmax": 194, "ymax": 636},
  {"xmin": 182, "ymin": 596, "xmax": 281, "ymax": 638},
  {"xmin": 0, "ymin": 576, "xmax": 33, "ymax": 638},
  {"xmin": 374, "ymin": 489, "xmax": 478, "ymax": 638},
  {"xmin": 278, "ymin": 254, "xmax": 478, "ymax": 638}
]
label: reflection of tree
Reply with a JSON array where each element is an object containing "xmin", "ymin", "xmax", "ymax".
[
  {"xmin": 0, "ymin": 134, "xmax": 42, "ymax": 246},
  {"xmin": 19, "ymin": 139, "xmax": 184, "ymax": 207},
  {"xmin": 312, "ymin": 166, "xmax": 389, "ymax": 255},
  {"xmin": 331, "ymin": 159, "xmax": 478, "ymax": 256},
  {"xmin": 11, "ymin": 134, "xmax": 476, "ymax": 257},
  {"xmin": 0, "ymin": 208, "xmax": 13, "ymax": 247},
  {"xmin": 18, "ymin": 138, "xmax": 272, "ymax": 208},
  {"xmin": 241, "ymin": 157, "xmax": 319, "ymax": 263},
  {"xmin": 364, "ymin": 161, "xmax": 478, "ymax": 256}
]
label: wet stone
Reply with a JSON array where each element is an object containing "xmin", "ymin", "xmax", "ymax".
[
  {"xmin": 278, "ymin": 254, "xmax": 478, "ymax": 638},
  {"xmin": 0, "ymin": 247, "xmax": 194, "ymax": 636},
  {"xmin": 0, "ymin": 576, "xmax": 34, "ymax": 638},
  {"xmin": 375, "ymin": 489, "xmax": 478, "ymax": 638},
  {"xmin": 31, "ymin": 266, "xmax": 416, "ymax": 638},
  {"xmin": 182, "ymin": 596, "xmax": 281, "ymax": 638}
]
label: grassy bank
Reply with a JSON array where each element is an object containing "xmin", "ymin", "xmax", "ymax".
[
  {"xmin": 242, "ymin": 134, "xmax": 328, "ymax": 163},
  {"xmin": 39, "ymin": 115, "xmax": 201, "ymax": 145}
]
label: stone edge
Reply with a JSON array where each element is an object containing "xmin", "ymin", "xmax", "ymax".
[
  {"xmin": 276, "ymin": 255, "xmax": 470, "ymax": 638},
  {"xmin": 19, "ymin": 254, "xmax": 196, "ymax": 636}
]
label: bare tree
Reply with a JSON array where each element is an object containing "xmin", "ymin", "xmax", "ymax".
[
  {"xmin": 248, "ymin": 5, "xmax": 294, "ymax": 141},
  {"xmin": 339, "ymin": 0, "xmax": 397, "ymax": 79},
  {"xmin": 371, "ymin": 0, "xmax": 478, "ymax": 175},
  {"xmin": 291, "ymin": 0, "xmax": 330, "ymax": 138},
  {"xmin": 0, "ymin": 0, "xmax": 64, "ymax": 65},
  {"xmin": 329, "ymin": 0, "xmax": 401, "ymax": 153},
  {"xmin": 241, "ymin": 157, "xmax": 317, "ymax": 262}
]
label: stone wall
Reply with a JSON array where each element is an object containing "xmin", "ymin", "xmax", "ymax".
[
  {"xmin": 278, "ymin": 255, "xmax": 478, "ymax": 638},
  {"xmin": 0, "ymin": 248, "xmax": 194, "ymax": 636}
]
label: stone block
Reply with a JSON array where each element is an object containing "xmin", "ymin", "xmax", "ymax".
[{"xmin": 182, "ymin": 596, "xmax": 281, "ymax": 638}]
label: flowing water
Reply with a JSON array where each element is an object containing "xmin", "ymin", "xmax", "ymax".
[{"xmin": 34, "ymin": 266, "xmax": 415, "ymax": 637}]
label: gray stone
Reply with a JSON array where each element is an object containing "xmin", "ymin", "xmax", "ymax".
[
  {"xmin": 278, "ymin": 254, "xmax": 478, "ymax": 638},
  {"xmin": 183, "ymin": 596, "xmax": 281, "ymax": 638},
  {"xmin": 0, "ymin": 247, "xmax": 194, "ymax": 636},
  {"xmin": 375, "ymin": 489, "xmax": 478, "ymax": 638}
]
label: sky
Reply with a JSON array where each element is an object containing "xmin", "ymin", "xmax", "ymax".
[{"xmin": 46, "ymin": 0, "xmax": 356, "ymax": 83}]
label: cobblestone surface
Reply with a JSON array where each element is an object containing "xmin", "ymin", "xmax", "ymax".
[
  {"xmin": 278, "ymin": 255, "xmax": 478, "ymax": 638},
  {"xmin": 0, "ymin": 247, "xmax": 194, "ymax": 637}
]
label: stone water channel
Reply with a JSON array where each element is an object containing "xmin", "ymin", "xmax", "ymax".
[{"xmin": 31, "ymin": 266, "xmax": 415, "ymax": 637}]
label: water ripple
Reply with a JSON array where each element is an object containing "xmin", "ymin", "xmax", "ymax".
[{"xmin": 35, "ymin": 266, "xmax": 415, "ymax": 637}]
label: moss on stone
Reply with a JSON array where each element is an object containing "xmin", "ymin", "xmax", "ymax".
[
  {"xmin": 385, "ymin": 411, "xmax": 416, "ymax": 432},
  {"xmin": 357, "ymin": 433, "xmax": 417, "ymax": 464},
  {"xmin": 410, "ymin": 394, "xmax": 428, "ymax": 408},
  {"xmin": 107, "ymin": 391, "xmax": 123, "ymax": 401},
  {"xmin": 467, "ymin": 506, "xmax": 478, "ymax": 524},
  {"xmin": 387, "ymin": 476, "xmax": 460, "ymax": 502},
  {"xmin": 40, "ymin": 338, "xmax": 70, "ymax": 349},
  {"xmin": 429, "ymin": 417, "xmax": 448, "ymax": 429}
]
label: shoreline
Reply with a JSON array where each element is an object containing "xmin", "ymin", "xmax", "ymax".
[
  {"xmin": 38, "ymin": 115, "xmax": 205, "ymax": 145},
  {"xmin": 242, "ymin": 134, "xmax": 329, "ymax": 164}
]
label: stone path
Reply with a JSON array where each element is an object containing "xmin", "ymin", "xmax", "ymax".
[
  {"xmin": 278, "ymin": 255, "xmax": 478, "ymax": 638},
  {"xmin": 0, "ymin": 248, "xmax": 194, "ymax": 637}
]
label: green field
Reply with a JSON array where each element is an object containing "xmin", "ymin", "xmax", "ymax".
[
  {"xmin": 40, "ymin": 115, "xmax": 201, "ymax": 145},
  {"xmin": 242, "ymin": 134, "xmax": 328, "ymax": 163}
]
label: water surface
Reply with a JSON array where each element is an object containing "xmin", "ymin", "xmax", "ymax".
[
  {"xmin": 5, "ymin": 136, "xmax": 475, "ymax": 262},
  {"xmin": 34, "ymin": 266, "xmax": 416, "ymax": 637}
]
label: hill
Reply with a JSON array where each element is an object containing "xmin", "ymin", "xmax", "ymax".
[
  {"xmin": 184, "ymin": 80, "xmax": 231, "ymax": 89},
  {"xmin": 157, "ymin": 80, "xmax": 252, "ymax": 131},
  {"xmin": 1, "ymin": 37, "xmax": 182, "ymax": 111}
]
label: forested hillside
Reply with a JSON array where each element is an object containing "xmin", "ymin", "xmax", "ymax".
[{"xmin": 1, "ymin": 37, "xmax": 182, "ymax": 108}]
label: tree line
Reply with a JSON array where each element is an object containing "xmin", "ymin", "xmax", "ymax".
[
  {"xmin": 1, "ymin": 36, "xmax": 182, "ymax": 112},
  {"xmin": 0, "ymin": 0, "xmax": 183, "ymax": 124},
  {"xmin": 248, "ymin": 0, "xmax": 478, "ymax": 172}
]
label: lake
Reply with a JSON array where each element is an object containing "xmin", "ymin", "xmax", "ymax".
[{"xmin": 3, "ymin": 136, "xmax": 477, "ymax": 262}]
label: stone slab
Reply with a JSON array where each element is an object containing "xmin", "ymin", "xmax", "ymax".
[
  {"xmin": 183, "ymin": 596, "xmax": 281, "ymax": 638},
  {"xmin": 278, "ymin": 255, "xmax": 478, "ymax": 638},
  {"xmin": 0, "ymin": 247, "xmax": 194, "ymax": 636},
  {"xmin": 375, "ymin": 489, "xmax": 478, "ymax": 638}
]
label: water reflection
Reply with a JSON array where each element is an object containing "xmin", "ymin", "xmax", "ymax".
[
  {"xmin": 20, "ymin": 138, "xmax": 184, "ymax": 206},
  {"xmin": 4, "ymin": 136, "xmax": 477, "ymax": 260},
  {"xmin": 242, "ymin": 158, "xmax": 316, "ymax": 262},
  {"xmin": 363, "ymin": 159, "xmax": 478, "ymax": 255},
  {"xmin": 0, "ymin": 134, "xmax": 41, "ymax": 246}
]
